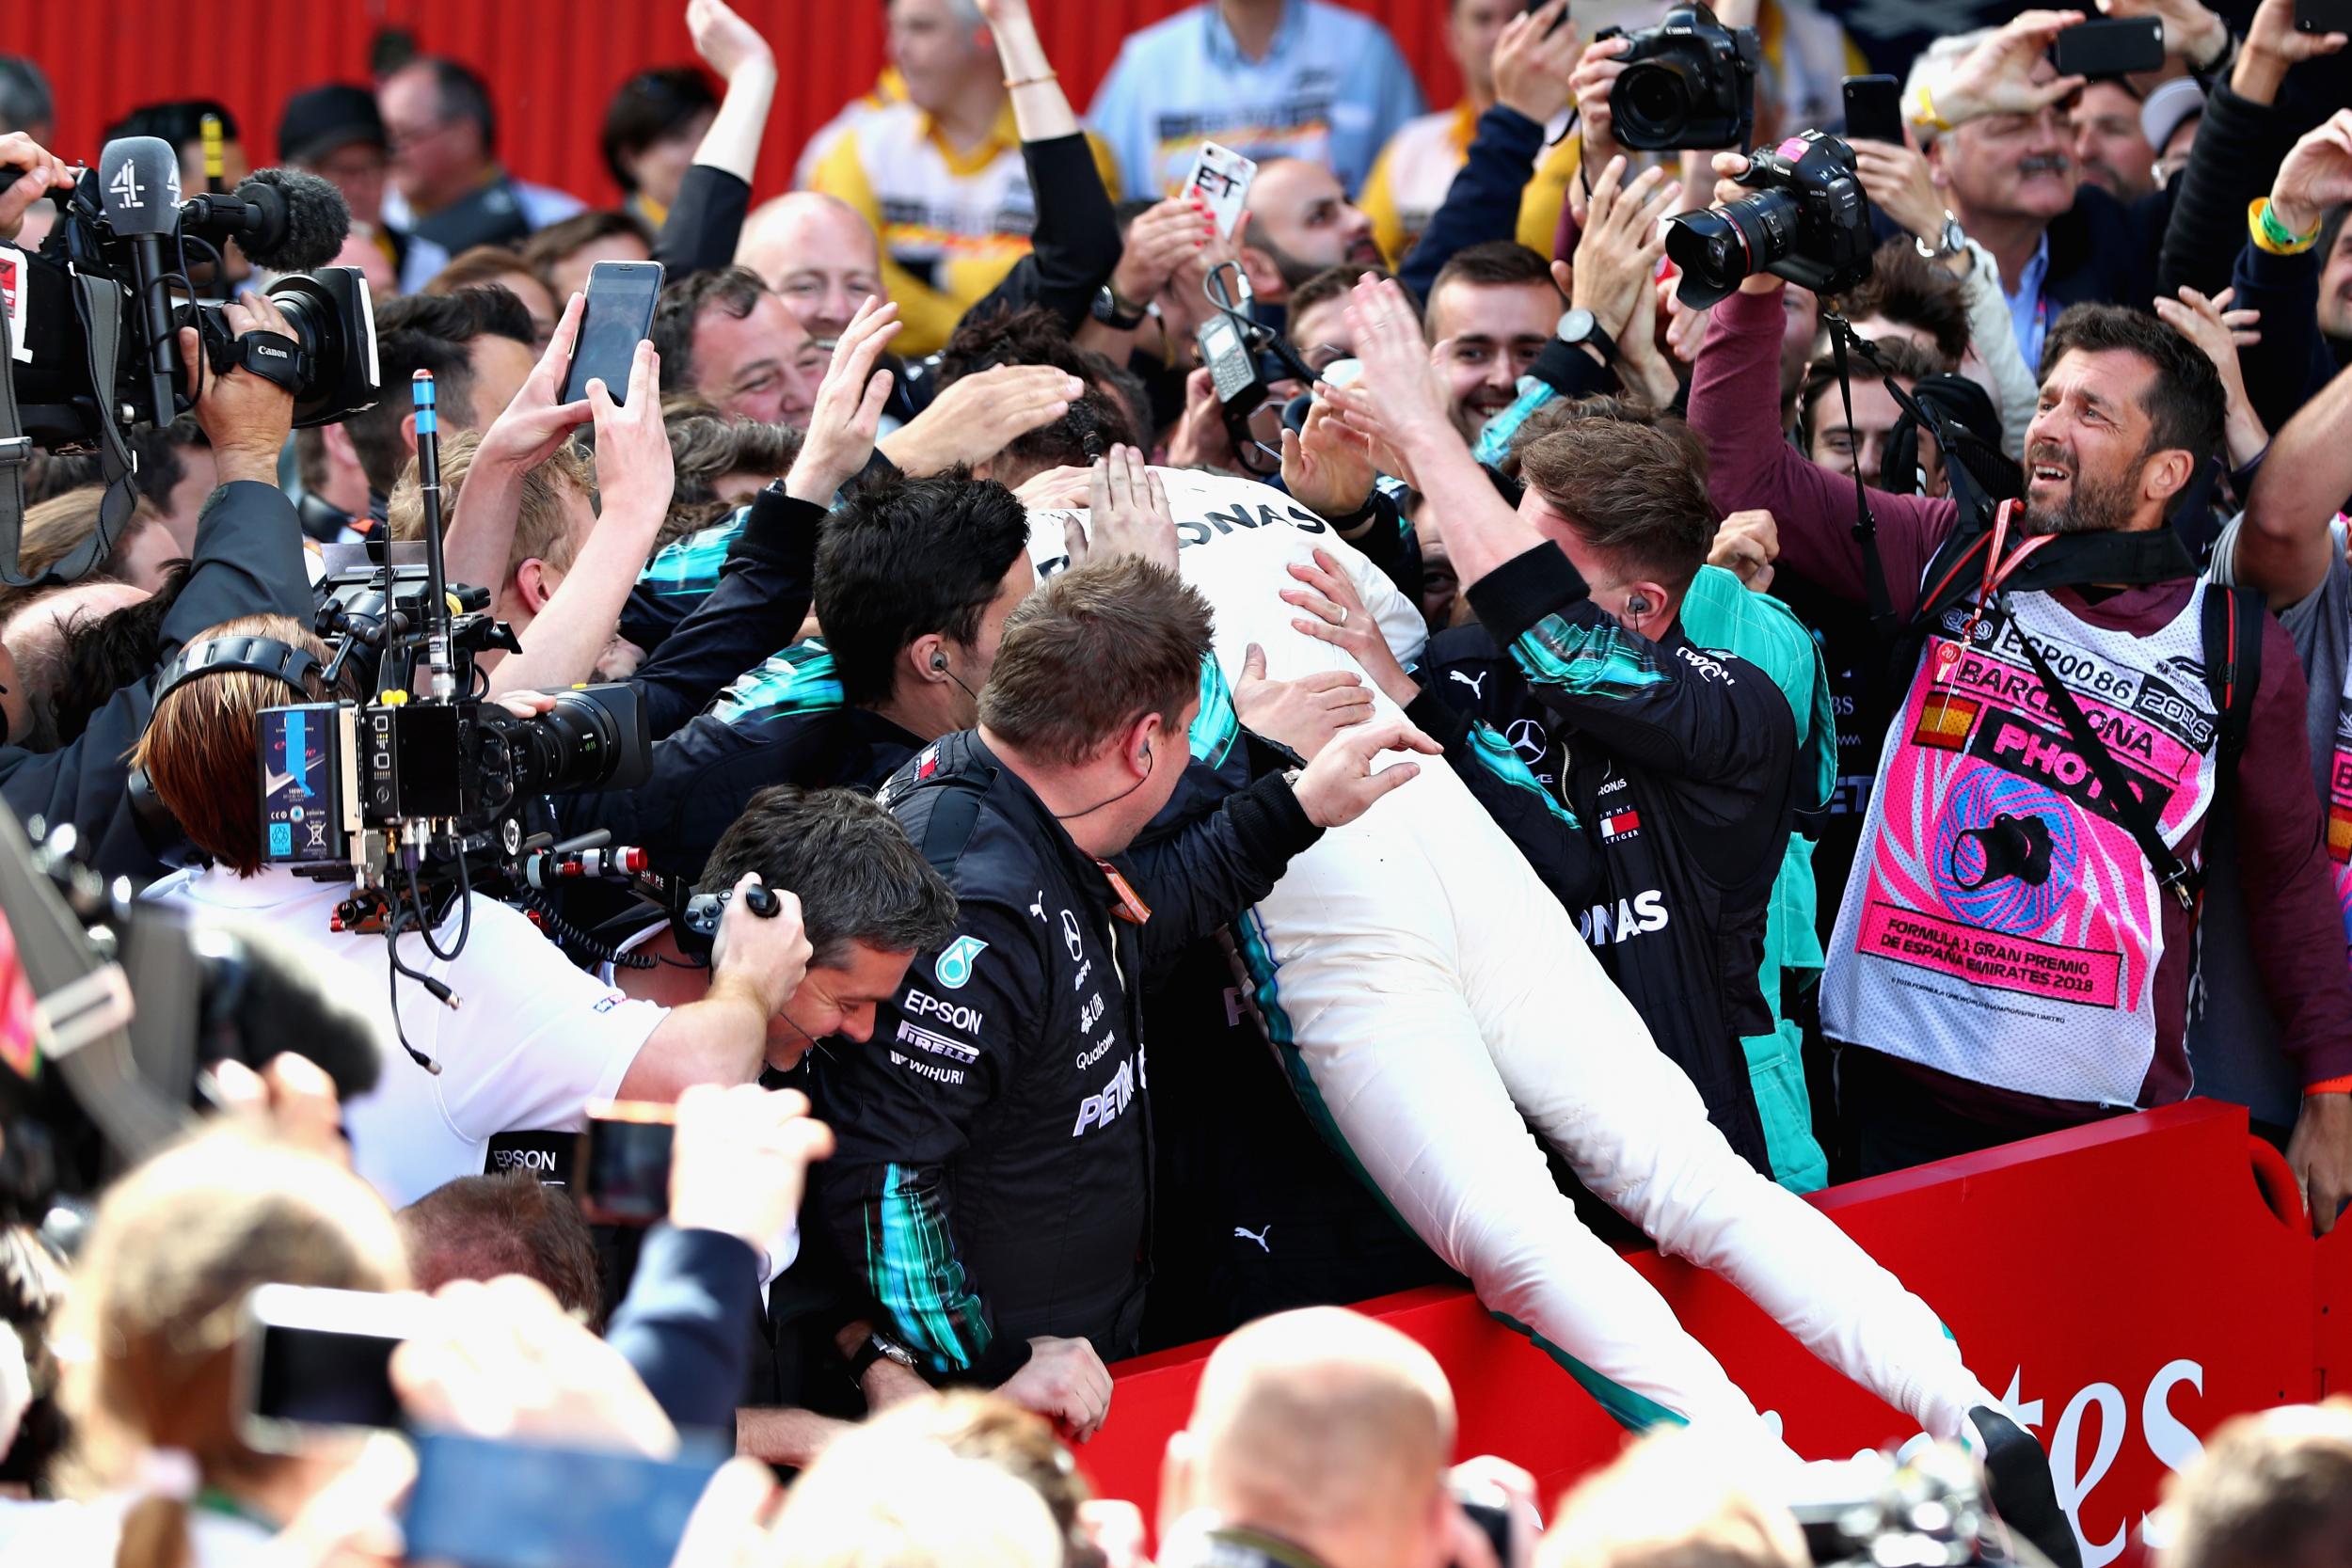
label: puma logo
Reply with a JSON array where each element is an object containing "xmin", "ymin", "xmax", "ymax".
[
  {"xmin": 1029, "ymin": 891, "xmax": 1046, "ymax": 922},
  {"xmin": 1449, "ymin": 669, "xmax": 1487, "ymax": 699},
  {"xmin": 1233, "ymin": 1224, "xmax": 1272, "ymax": 1253}
]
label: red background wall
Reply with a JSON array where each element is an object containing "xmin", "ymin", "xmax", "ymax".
[{"xmin": 16, "ymin": 1, "xmax": 1467, "ymax": 206}]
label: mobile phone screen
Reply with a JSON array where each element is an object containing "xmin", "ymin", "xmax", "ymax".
[
  {"xmin": 561, "ymin": 260, "xmax": 665, "ymax": 407},
  {"xmin": 1841, "ymin": 75, "xmax": 1903, "ymax": 145},
  {"xmin": 240, "ymin": 1285, "xmax": 412, "ymax": 1446},
  {"xmin": 2047, "ymin": 16, "xmax": 2165, "ymax": 78},
  {"xmin": 578, "ymin": 1106, "xmax": 675, "ymax": 1227},
  {"xmin": 404, "ymin": 1432, "xmax": 724, "ymax": 1568}
]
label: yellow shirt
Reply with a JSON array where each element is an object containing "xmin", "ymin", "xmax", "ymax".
[
  {"xmin": 808, "ymin": 99, "xmax": 1123, "ymax": 356},
  {"xmin": 1359, "ymin": 102, "xmax": 1582, "ymax": 267}
]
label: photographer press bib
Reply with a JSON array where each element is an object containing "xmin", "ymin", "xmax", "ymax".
[{"xmin": 1821, "ymin": 582, "xmax": 2222, "ymax": 1106}]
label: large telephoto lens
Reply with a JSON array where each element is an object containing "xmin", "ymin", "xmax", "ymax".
[
  {"xmin": 1663, "ymin": 188, "xmax": 1801, "ymax": 309},
  {"xmin": 261, "ymin": 267, "xmax": 380, "ymax": 428}
]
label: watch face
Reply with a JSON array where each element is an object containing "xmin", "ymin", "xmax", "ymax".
[{"xmin": 1556, "ymin": 307, "xmax": 1596, "ymax": 343}]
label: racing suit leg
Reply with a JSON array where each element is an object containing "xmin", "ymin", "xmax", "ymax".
[
  {"xmin": 1236, "ymin": 803, "xmax": 1788, "ymax": 1455},
  {"xmin": 1450, "ymin": 845, "xmax": 1997, "ymax": 1442}
]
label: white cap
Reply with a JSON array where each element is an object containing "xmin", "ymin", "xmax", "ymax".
[{"xmin": 2141, "ymin": 76, "xmax": 2205, "ymax": 158}]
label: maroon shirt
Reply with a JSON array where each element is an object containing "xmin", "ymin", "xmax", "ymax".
[{"xmin": 1685, "ymin": 285, "xmax": 2352, "ymax": 1121}]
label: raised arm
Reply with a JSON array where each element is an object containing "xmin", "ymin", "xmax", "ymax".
[
  {"xmin": 651, "ymin": 0, "xmax": 780, "ymax": 275},
  {"xmin": 486, "ymin": 341, "xmax": 676, "ymax": 695},
  {"xmin": 2237, "ymin": 355, "xmax": 2352, "ymax": 608}
]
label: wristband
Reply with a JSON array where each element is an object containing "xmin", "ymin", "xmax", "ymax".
[
  {"xmin": 2250, "ymin": 197, "xmax": 2321, "ymax": 256},
  {"xmin": 1907, "ymin": 83, "xmax": 1954, "ymax": 135},
  {"xmin": 2305, "ymin": 1076, "xmax": 2352, "ymax": 1098}
]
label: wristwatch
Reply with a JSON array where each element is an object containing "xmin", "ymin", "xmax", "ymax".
[
  {"xmin": 1915, "ymin": 212, "xmax": 1966, "ymax": 262},
  {"xmin": 846, "ymin": 1329, "xmax": 919, "ymax": 1384},
  {"xmin": 1555, "ymin": 307, "xmax": 1618, "ymax": 365},
  {"xmin": 1091, "ymin": 284, "xmax": 1149, "ymax": 331}
]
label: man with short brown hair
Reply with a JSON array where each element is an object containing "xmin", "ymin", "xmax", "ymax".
[
  {"xmin": 386, "ymin": 430, "xmax": 595, "ymax": 640},
  {"xmin": 815, "ymin": 552, "xmax": 1428, "ymax": 1440}
]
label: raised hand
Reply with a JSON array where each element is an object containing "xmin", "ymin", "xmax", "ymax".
[
  {"xmin": 586, "ymin": 337, "xmax": 675, "ymax": 527},
  {"xmin": 1568, "ymin": 34, "xmax": 1635, "ymax": 171},
  {"xmin": 392, "ymin": 1275, "xmax": 679, "ymax": 1457},
  {"xmin": 786, "ymin": 294, "xmax": 901, "ymax": 502},
  {"xmin": 1929, "ymin": 9, "xmax": 2089, "ymax": 126},
  {"xmin": 2267, "ymin": 109, "xmax": 2352, "ymax": 240},
  {"xmin": 1493, "ymin": 1, "xmax": 1581, "ymax": 126},
  {"xmin": 1279, "ymin": 397, "xmax": 1378, "ymax": 519},
  {"xmin": 1850, "ymin": 132, "xmax": 1949, "ymax": 254},
  {"xmin": 2153, "ymin": 284, "xmax": 2266, "ymax": 467},
  {"xmin": 1234, "ymin": 641, "xmax": 1378, "ymax": 759},
  {"xmin": 688, "ymin": 0, "xmax": 775, "ymax": 82},
  {"xmin": 475, "ymin": 291, "xmax": 592, "ymax": 473},
  {"xmin": 666, "ymin": 1082, "xmax": 835, "ymax": 1254},
  {"xmin": 1708, "ymin": 509, "xmax": 1782, "ymax": 593},
  {"xmin": 1569, "ymin": 156, "xmax": 1680, "ymax": 341},
  {"xmin": 0, "ymin": 134, "xmax": 72, "ymax": 244},
  {"xmin": 1338, "ymin": 275, "xmax": 1457, "ymax": 457},
  {"xmin": 1280, "ymin": 548, "xmax": 1420, "ymax": 708},
  {"xmin": 1112, "ymin": 197, "xmax": 1216, "ymax": 309},
  {"xmin": 2239, "ymin": 0, "xmax": 2348, "ymax": 102},
  {"xmin": 2092, "ymin": 0, "xmax": 2229, "ymax": 63}
]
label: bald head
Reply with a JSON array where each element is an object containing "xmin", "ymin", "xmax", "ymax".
[
  {"xmin": 1168, "ymin": 1309, "xmax": 1455, "ymax": 1568},
  {"xmin": 738, "ymin": 192, "xmax": 886, "ymax": 343}
]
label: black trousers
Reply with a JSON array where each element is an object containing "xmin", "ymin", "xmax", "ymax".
[{"xmin": 1837, "ymin": 1045, "xmax": 2116, "ymax": 1178}]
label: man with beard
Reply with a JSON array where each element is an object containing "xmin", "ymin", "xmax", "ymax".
[
  {"xmin": 1238, "ymin": 160, "xmax": 1386, "ymax": 309},
  {"xmin": 1684, "ymin": 176, "xmax": 2352, "ymax": 1226}
]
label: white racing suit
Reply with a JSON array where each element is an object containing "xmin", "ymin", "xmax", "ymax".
[{"xmin": 1033, "ymin": 470, "xmax": 1997, "ymax": 1456}]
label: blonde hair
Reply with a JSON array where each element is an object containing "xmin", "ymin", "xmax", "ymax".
[
  {"xmin": 56, "ymin": 1128, "xmax": 407, "ymax": 1568},
  {"xmin": 769, "ymin": 1429, "xmax": 1063, "ymax": 1568},
  {"xmin": 386, "ymin": 429, "xmax": 595, "ymax": 585},
  {"xmin": 1539, "ymin": 1431, "xmax": 1809, "ymax": 1568}
]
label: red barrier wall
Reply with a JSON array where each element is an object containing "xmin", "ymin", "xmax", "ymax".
[
  {"xmin": 16, "ymin": 1, "xmax": 1466, "ymax": 208},
  {"xmin": 1083, "ymin": 1101, "xmax": 2346, "ymax": 1568}
]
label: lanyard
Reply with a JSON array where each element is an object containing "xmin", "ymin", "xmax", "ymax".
[{"xmin": 1936, "ymin": 499, "xmax": 2057, "ymax": 677}]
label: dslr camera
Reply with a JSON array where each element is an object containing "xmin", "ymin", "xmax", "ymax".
[
  {"xmin": 1596, "ymin": 2, "xmax": 1761, "ymax": 150},
  {"xmin": 1665, "ymin": 130, "xmax": 1877, "ymax": 309},
  {"xmin": 3, "ymin": 136, "xmax": 377, "ymax": 581}
]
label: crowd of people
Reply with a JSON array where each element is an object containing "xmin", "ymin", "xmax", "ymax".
[{"xmin": 1, "ymin": 0, "xmax": 2351, "ymax": 1561}]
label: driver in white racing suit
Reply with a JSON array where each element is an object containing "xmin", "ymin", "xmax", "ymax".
[{"xmin": 1029, "ymin": 437, "xmax": 2070, "ymax": 1560}]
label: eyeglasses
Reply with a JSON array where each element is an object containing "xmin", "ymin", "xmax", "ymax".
[{"xmin": 385, "ymin": 119, "xmax": 461, "ymax": 157}]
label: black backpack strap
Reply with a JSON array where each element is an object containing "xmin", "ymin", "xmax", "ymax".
[
  {"xmin": 2011, "ymin": 624, "xmax": 2202, "ymax": 911},
  {"xmin": 2201, "ymin": 582, "xmax": 2262, "ymax": 770},
  {"xmin": 904, "ymin": 772, "xmax": 989, "ymax": 881}
]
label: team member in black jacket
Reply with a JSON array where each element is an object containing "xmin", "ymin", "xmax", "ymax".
[
  {"xmin": 1315, "ymin": 288, "xmax": 1800, "ymax": 1177},
  {"xmin": 814, "ymin": 552, "xmax": 1432, "ymax": 1439},
  {"xmin": 2, "ymin": 291, "xmax": 315, "ymax": 882}
]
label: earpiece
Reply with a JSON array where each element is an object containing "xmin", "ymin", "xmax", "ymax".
[
  {"xmin": 1625, "ymin": 594, "xmax": 1653, "ymax": 618},
  {"xmin": 931, "ymin": 651, "xmax": 949, "ymax": 673}
]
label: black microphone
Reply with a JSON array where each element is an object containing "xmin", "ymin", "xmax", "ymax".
[
  {"xmin": 96, "ymin": 135, "xmax": 184, "ymax": 428},
  {"xmin": 192, "ymin": 916, "xmax": 386, "ymax": 1103},
  {"xmin": 180, "ymin": 167, "xmax": 349, "ymax": 272}
]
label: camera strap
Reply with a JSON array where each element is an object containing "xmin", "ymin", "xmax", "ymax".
[
  {"xmin": 2011, "ymin": 616, "xmax": 2201, "ymax": 911},
  {"xmin": 1828, "ymin": 321, "xmax": 1899, "ymax": 643}
]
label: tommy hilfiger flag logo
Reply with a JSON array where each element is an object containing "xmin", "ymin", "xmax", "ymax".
[{"xmin": 1600, "ymin": 808, "xmax": 1641, "ymax": 842}]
